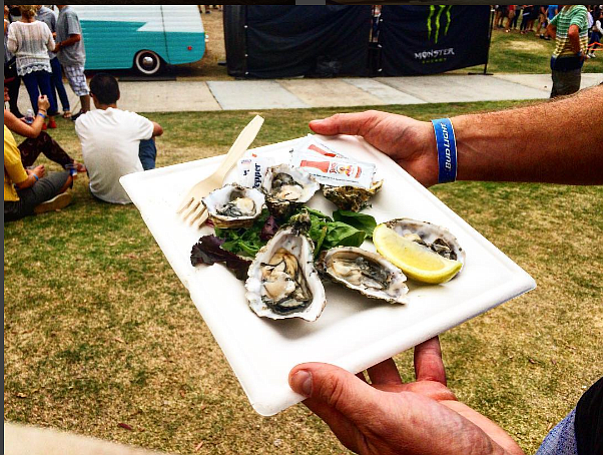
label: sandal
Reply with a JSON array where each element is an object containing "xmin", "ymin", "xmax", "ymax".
[{"xmin": 62, "ymin": 111, "xmax": 72, "ymax": 119}]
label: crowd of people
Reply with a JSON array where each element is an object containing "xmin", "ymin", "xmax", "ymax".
[
  {"xmin": 495, "ymin": 5, "xmax": 602, "ymax": 58},
  {"xmin": 4, "ymin": 4, "xmax": 90, "ymax": 125},
  {"xmin": 4, "ymin": 5, "xmax": 163, "ymax": 221}
]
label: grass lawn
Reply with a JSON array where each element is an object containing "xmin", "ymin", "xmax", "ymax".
[
  {"xmin": 180, "ymin": 11, "xmax": 603, "ymax": 79},
  {"xmin": 467, "ymin": 28, "xmax": 603, "ymax": 74},
  {"xmin": 4, "ymin": 101, "xmax": 603, "ymax": 454}
]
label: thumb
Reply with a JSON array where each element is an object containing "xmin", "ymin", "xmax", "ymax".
[
  {"xmin": 309, "ymin": 111, "xmax": 380, "ymax": 136},
  {"xmin": 290, "ymin": 362, "xmax": 384, "ymax": 426}
]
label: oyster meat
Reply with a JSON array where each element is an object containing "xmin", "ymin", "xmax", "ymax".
[
  {"xmin": 261, "ymin": 164, "xmax": 320, "ymax": 218},
  {"xmin": 383, "ymin": 218, "xmax": 465, "ymax": 267},
  {"xmin": 202, "ymin": 184, "xmax": 265, "ymax": 229},
  {"xmin": 245, "ymin": 227, "xmax": 326, "ymax": 321},
  {"xmin": 318, "ymin": 247, "xmax": 408, "ymax": 304},
  {"xmin": 322, "ymin": 179, "xmax": 383, "ymax": 212}
]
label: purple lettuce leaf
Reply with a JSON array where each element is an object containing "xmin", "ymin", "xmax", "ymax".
[{"xmin": 190, "ymin": 235, "xmax": 251, "ymax": 281}]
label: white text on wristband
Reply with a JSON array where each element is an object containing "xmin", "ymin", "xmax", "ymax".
[{"xmin": 431, "ymin": 118, "xmax": 457, "ymax": 184}]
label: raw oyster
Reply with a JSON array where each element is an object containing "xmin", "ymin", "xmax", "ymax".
[
  {"xmin": 322, "ymin": 179, "xmax": 383, "ymax": 212},
  {"xmin": 318, "ymin": 247, "xmax": 408, "ymax": 304},
  {"xmin": 202, "ymin": 184, "xmax": 265, "ymax": 229},
  {"xmin": 382, "ymin": 218, "xmax": 465, "ymax": 269},
  {"xmin": 261, "ymin": 164, "xmax": 320, "ymax": 218},
  {"xmin": 245, "ymin": 227, "xmax": 326, "ymax": 321}
]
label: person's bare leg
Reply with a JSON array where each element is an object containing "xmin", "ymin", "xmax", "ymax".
[
  {"xmin": 59, "ymin": 175, "xmax": 73, "ymax": 194},
  {"xmin": 80, "ymin": 95, "xmax": 91, "ymax": 113}
]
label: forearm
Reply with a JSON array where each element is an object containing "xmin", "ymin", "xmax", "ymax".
[
  {"xmin": 23, "ymin": 112, "xmax": 46, "ymax": 138},
  {"xmin": 451, "ymin": 86, "xmax": 603, "ymax": 185},
  {"xmin": 568, "ymin": 25, "xmax": 582, "ymax": 53},
  {"xmin": 15, "ymin": 172, "xmax": 38, "ymax": 190},
  {"xmin": 57, "ymin": 34, "xmax": 80, "ymax": 49},
  {"xmin": 4, "ymin": 109, "xmax": 45, "ymax": 138}
]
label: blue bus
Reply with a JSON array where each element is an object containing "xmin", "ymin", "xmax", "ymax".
[{"xmin": 69, "ymin": 5, "xmax": 206, "ymax": 75}]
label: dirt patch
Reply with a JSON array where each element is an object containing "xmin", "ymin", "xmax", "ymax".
[
  {"xmin": 505, "ymin": 39, "xmax": 550, "ymax": 53},
  {"xmin": 176, "ymin": 8, "xmax": 230, "ymax": 80}
]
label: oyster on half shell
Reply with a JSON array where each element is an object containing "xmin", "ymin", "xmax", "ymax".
[
  {"xmin": 261, "ymin": 164, "xmax": 320, "ymax": 218},
  {"xmin": 245, "ymin": 227, "xmax": 326, "ymax": 321},
  {"xmin": 322, "ymin": 179, "xmax": 383, "ymax": 212},
  {"xmin": 202, "ymin": 184, "xmax": 265, "ymax": 229},
  {"xmin": 318, "ymin": 247, "xmax": 408, "ymax": 304}
]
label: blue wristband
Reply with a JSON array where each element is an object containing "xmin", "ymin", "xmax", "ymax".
[
  {"xmin": 431, "ymin": 118, "xmax": 458, "ymax": 184},
  {"xmin": 33, "ymin": 174, "xmax": 39, "ymax": 181}
]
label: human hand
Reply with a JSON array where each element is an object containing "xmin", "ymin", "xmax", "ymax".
[
  {"xmin": 309, "ymin": 110, "xmax": 439, "ymax": 187},
  {"xmin": 38, "ymin": 95, "xmax": 50, "ymax": 112},
  {"xmin": 31, "ymin": 165, "xmax": 46, "ymax": 179},
  {"xmin": 289, "ymin": 337, "xmax": 524, "ymax": 455}
]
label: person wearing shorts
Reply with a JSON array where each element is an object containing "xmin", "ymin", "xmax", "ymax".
[{"xmin": 55, "ymin": 5, "xmax": 90, "ymax": 120}]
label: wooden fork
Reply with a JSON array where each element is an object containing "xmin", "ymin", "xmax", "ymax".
[{"xmin": 176, "ymin": 115, "xmax": 264, "ymax": 229}]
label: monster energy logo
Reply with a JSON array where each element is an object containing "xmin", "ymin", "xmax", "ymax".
[
  {"xmin": 415, "ymin": 5, "xmax": 455, "ymax": 62},
  {"xmin": 426, "ymin": 5, "xmax": 453, "ymax": 44}
]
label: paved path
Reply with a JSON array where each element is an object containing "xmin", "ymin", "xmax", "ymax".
[
  {"xmin": 17, "ymin": 73, "xmax": 602, "ymax": 114},
  {"xmin": 4, "ymin": 422, "xmax": 172, "ymax": 455}
]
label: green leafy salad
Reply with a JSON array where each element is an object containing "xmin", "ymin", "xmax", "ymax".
[{"xmin": 191, "ymin": 206, "xmax": 377, "ymax": 280}]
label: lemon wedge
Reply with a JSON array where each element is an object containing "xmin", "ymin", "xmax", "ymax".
[{"xmin": 373, "ymin": 224, "xmax": 462, "ymax": 284}]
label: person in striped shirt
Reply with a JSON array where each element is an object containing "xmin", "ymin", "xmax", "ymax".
[{"xmin": 546, "ymin": 5, "xmax": 589, "ymax": 98}]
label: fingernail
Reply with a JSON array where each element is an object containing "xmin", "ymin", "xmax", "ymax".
[{"xmin": 291, "ymin": 370, "xmax": 313, "ymax": 397}]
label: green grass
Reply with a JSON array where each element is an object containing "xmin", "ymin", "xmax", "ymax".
[
  {"xmin": 4, "ymin": 102, "xmax": 603, "ymax": 454},
  {"xmin": 464, "ymin": 28, "xmax": 603, "ymax": 74}
]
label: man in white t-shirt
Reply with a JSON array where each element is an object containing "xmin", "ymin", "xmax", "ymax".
[{"xmin": 75, "ymin": 73, "xmax": 163, "ymax": 204}]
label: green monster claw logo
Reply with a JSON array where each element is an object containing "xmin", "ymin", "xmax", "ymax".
[{"xmin": 426, "ymin": 5, "xmax": 453, "ymax": 44}]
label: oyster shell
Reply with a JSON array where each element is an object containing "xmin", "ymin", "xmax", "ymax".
[
  {"xmin": 322, "ymin": 180, "xmax": 383, "ymax": 212},
  {"xmin": 261, "ymin": 164, "xmax": 320, "ymax": 218},
  {"xmin": 383, "ymin": 218, "xmax": 465, "ymax": 269},
  {"xmin": 318, "ymin": 247, "xmax": 408, "ymax": 304},
  {"xmin": 245, "ymin": 227, "xmax": 326, "ymax": 321},
  {"xmin": 202, "ymin": 184, "xmax": 265, "ymax": 229}
]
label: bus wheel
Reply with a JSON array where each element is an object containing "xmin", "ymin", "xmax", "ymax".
[{"xmin": 134, "ymin": 50, "xmax": 162, "ymax": 76}]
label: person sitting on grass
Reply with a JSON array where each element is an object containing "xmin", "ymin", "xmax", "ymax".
[
  {"xmin": 4, "ymin": 91, "xmax": 74, "ymax": 222},
  {"xmin": 4, "ymin": 86, "xmax": 86, "ymax": 174},
  {"xmin": 75, "ymin": 72, "xmax": 163, "ymax": 205}
]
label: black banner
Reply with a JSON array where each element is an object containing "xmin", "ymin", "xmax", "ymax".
[
  {"xmin": 226, "ymin": 5, "xmax": 371, "ymax": 79},
  {"xmin": 379, "ymin": 5, "xmax": 491, "ymax": 76},
  {"xmin": 224, "ymin": 5, "xmax": 491, "ymax": 79}
]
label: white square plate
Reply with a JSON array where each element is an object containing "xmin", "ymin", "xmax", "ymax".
[{"xmin": 120, "ymin": 135, "xmax": 535, "ymax": 416}]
